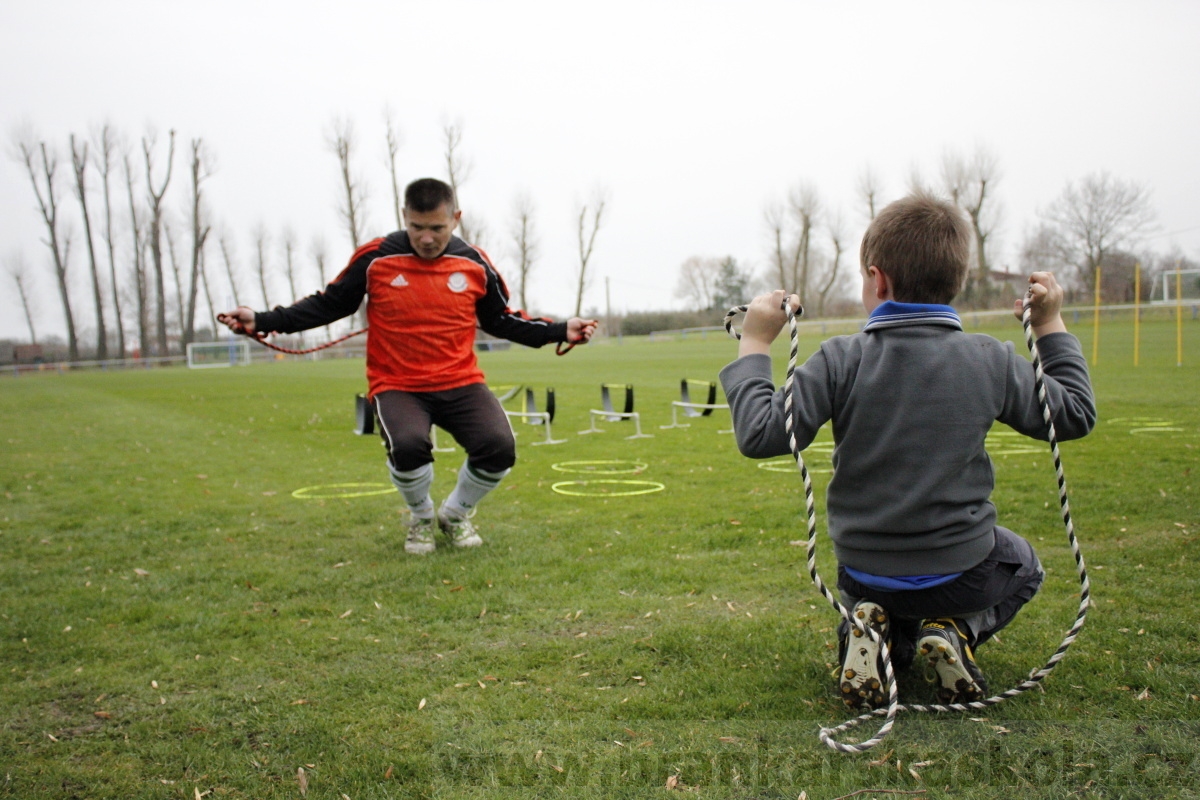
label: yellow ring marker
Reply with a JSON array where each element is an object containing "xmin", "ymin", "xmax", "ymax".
[
  {"xmin": 292, "ymin": 483, "xmax": 398, "ymax": 499},
  {"xmin": 550, "ymin": 480, "xmax": 665, "ymax": 497},
  {"xmin": 551, "ymin": 460, "xmax": 648, "ymax": 475},
  {"xmin": 757, "ymin": 459, "xmax": 832, "ymax": 474}
]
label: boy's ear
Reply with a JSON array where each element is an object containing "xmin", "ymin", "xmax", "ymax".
[{"xmin": 869, "ymin": 265, "xmax": 891, "ymax": 300}]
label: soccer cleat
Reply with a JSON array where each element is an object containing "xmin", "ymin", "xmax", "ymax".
[
  {"xmin": 918, "ymin": 618, "xmax": 988, "ymax": 705},
  {"xmin": 404, "ymin": 516, "xmax": 437, "ymax": 555},
  {"xmin": 837, "ymin": 601, "xmax": 890, "ymax": 710},
  {"xmin": 437, "ymin": 508, "xmax": 483, "ymax": 548}
]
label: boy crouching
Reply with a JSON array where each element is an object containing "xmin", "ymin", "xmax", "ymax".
[{"xmin": 720, "ymin": 193, "xmax": 1096, "ymax": 707}]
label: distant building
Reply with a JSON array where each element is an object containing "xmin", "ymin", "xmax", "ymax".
[{"xmin": 13, "ymin": 344, "xmax": 44, "ymax": 364}]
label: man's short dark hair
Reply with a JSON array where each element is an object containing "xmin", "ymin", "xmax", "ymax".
[
  {"xmin": 860, "ymin": 192, "xmax": 972, "ymax": 304},
  {"xmin": 404, "ymin": 178, "xmax": 457, "ymax": 214}
]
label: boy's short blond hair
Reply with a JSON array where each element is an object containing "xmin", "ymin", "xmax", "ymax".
[{"xmin": 860, "ymin": 193, "xmax": 972, "ymax": 304}]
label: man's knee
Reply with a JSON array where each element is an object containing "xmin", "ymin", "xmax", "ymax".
[
  {"xmin": 468, "ymin": 427, "xmax": 516, "ymax": 473},
  {"xmin": 384, "ymin": 429, "xmax": 434, "ymax": 472}
]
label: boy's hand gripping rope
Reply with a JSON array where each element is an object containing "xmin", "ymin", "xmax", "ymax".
[{"xmin": 724, "ymin": 294, "xmax": 1089, "ymax": 754}]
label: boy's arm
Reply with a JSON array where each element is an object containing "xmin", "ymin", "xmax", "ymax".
[
  {"xmin": 720, "ymin": 348, "xmax": 834, "ymax": 459},
  {"xmin": 1002, "ymin": 272, "xmax": 1096, "ymax": 440}
]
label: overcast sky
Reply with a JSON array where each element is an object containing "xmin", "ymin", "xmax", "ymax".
[{"xmin": 3, "ymin": 0, "xmax": 1198, "ymax": 343}]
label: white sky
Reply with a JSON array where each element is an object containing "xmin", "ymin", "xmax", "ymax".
[{"xmin": 3, "ymin": 0, "xmax": 1199, "ymax": 342}]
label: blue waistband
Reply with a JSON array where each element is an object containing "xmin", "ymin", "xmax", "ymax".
[{"xmin": 843, "ymin": 566, "xmax": 962, "ymax": 591}]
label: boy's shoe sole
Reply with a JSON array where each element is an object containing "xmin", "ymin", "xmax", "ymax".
[
  {"xmin": 838, "ymin": 601, "xmax": 889, "ymax": 710},
  {"xmin": 437, "ymin": 510, "xmax": 483, "ymax": 548},
  {"xmin": 404, "ymin": 517, "xmax": 437, "ymax": 555},
  {"xmin": 918, "ymin": 618, "xmax": 988, "ymax": 705}
]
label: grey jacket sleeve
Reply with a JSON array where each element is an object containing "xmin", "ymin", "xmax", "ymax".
[
  {"xmin": 719, "ymin": 350, "xmax": 834, "ymax": 458},
  {"xmin": 998, "ymin": 331, "xmax": 1097, "ymax": 441}
]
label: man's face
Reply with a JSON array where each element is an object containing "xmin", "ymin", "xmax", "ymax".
[{"xmin": 403, "ymin": 203, "xmax": 461, "ymax": 260}]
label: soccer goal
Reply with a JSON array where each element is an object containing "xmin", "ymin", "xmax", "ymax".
[
  {"xmin": 1158, "ymin": 269, "xmax": 1200, "ymax": 303},
  {"xmin": 186, "ymin": 340, "xmax": 252, "ymax": 368}
]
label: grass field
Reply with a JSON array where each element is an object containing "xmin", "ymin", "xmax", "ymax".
[{"xmin": 2, "ymin": 311, "xmax": 1198, "ymax": 799}]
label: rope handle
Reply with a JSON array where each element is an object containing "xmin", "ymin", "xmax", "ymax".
[{"xmin": 725, "ymin": 289, "xmax": 1088, "ymax": 753}]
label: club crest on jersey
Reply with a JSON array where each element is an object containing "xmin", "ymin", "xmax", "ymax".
[
  {"xmin": 390, "ymin": 273, "xmax": 409, "ymax": 287},
  {"xmin": 447, "ymin": 272, "xmax": 469, "ymax": 293}
]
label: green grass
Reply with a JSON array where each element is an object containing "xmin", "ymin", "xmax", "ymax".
[{"xmin": 2, "ymin": 313, "xmax": 1198, "ymax": 799}]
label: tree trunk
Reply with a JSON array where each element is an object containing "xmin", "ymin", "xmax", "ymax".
[
  {"xmin": 123, "ymin": 151, "xmax": 150, "ymax": 357},
  {"xmin": 574, "ymin": 197, "xmax": 606, "ymax": 317},
  {"xmin": 71, "ymin": 135, "xmax": 108, "ymax": 360},
  {"xmin": 143, "ymin": 130, "xmax": 176, "ymax": 355},
  {"xmin": 17, "ymin": 140, "xmax": 79, "ymax": 360},
  {"xmin": 95, "ymin": 125, "xmax": 126, "ymax": 358},
  {"xmin": 165, "ymin": 222, "xmax": 186, "ymax": 343},
  {"xmin": 184, "ymin": 138, "xmax": 210, "ymax": 348},
  {"xmin": 218, "ymin": 235, "xmax": 240, "ymax": 307}
]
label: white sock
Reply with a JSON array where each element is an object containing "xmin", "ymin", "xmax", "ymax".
[
  {"xmin": 441, "ymin": 462, "xmax": 509, "ymax": 519},
  {"xmin": 388, "ymin": 463, "xmax": 435, "ymax": 518}
]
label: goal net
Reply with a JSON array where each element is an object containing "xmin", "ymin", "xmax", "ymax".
[
  {"xmin": 1158, "ymin": 269, "xmax": 1200, "ymax": 303},
  {"xmin": 187, "ymin": 340, "xmax": 252, "ymax": 369}
]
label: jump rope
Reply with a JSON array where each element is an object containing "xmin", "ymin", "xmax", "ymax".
[
  {"xmin": 215, "ymin": 315, "xmax": 581, "ymax": 356},
  {"xmin": 724, "ymin": 293, "xmax": 1090, "ymax": 754}
]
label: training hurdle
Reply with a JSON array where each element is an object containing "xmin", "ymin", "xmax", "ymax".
[
  {"xmin": 353, "ymin": 392, "xmax": 454, "ymax": 450},
  {"xmin": 504, "ymin": 387, "xmax": 566, "ymax": 445},
  {"xmin": 660, "ymin": 378, "xmax": 732, "ymax": 433},
  {"xmin": 579, "ymin": 383, "xmax": 653, "ymax": 439}
]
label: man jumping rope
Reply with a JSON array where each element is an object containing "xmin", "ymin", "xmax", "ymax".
[{"xmin": 218, "ymin": 178, "xmax": 598, "ymax": 554}]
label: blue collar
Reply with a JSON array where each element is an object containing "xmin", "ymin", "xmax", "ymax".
[{"xmin": 863, "ymin": 300, "xmax": 962, "ymax": 332}]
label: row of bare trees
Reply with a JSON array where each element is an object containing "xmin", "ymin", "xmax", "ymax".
[
  {"xmin": 7, "ymin": 122, "xmax": 352, "ymax": 360},
  {"xmin": 9, "ymin": 125, "xmax": 216, "ymax": 359},
  {"xmin": 675, "ymin": 147, "xmax": 1170, "ymax": 318},
  {"xmin": 9, "ymin": 112, "xmax": 613, "ymax": 358}
]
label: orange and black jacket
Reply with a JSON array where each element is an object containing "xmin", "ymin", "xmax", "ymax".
[{"xmin": 255, "ymin": 231, "xmax": 568, "ymax": 396}]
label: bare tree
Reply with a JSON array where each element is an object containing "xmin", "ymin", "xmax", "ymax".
[
  {"xmin": 942, "ymin": 146, "xmax": 1003, "ymax": 306},
  {"xmin": 122, "ymin": 148, "xmax": 150, "ymax": 356},
  {"xmin": 70, "ymin": 134, "xmax": 108, "ymax": 360},
  {"xmin": 383, "ymin": 107, "xmax": 404, "ymax": 230},
  {"xmin": 217, "ymin": 230, "xmax": 240, "ymax": 307},
  {"xmin": 165, "ymin": 220, "xmax": 185, "ymax": 340},
  {"xmin": 809, "ymin": 209, "xmax": 849, "ymax": 317},
  {"xmin": 788, "ymin": 182, "xmax": 821, "ymax": 305},
  {"xmin": 5, "ymin": 252, "xmax": 38, "ymax": 343},
  {"xmin": 326, "ymin": 116, "xmax": 367, "ymax": 249},
  {"xmin": 509, "ymin": 192, "xmax": 538, "ymax": 310},
  {"xmin": 252, "ymin": 223, "xmax": 272, "ymax": 308},
  {"xmin": 93, "ymin": 124, "xmax": 126, "ymax": 357},
  {"xmin": 857, "ymin": 164, "xmax": 883, "ymax": 221},
  {"xmin": 13, "ymin": 135, "xmax": 79, "ymax": 359},
  {"xmin": 197, "ymin": 247, "xmax": 215, "ymax": 339},
  {"xmin": 182, "ymin": 138, "xmax": 213, "ymax": 348},
  {"xmin": 281, "ymin": 227, "xmax": 300, "ymax": 304},
  {"xmin": 442, "ymin": 120, "xmax": 483, "ymax": 246},
  {"xmin": 764, "ymin": 202, "xmax": 790, "ymax": 289},
  {"xmin": 310, "ymin": 235, "xmax": 329, "ymax": 286},
  {"xmin": 905, "ymin": 162, "xmax": 930, "ymax": 195},
  {"xmin": 674, "ymin": 256, "xmax": 722, "ymax": 310},
  {"xmin": 573, "ymin": 189, "xmax": 607, "ymax": 317},
  {"xmin": 1039, "ymin": 171, "xmax": 1156, "ymax": 295},
  {"xmin": 143, "ymin": 128, "xmax": 176, "ymax": 355}
]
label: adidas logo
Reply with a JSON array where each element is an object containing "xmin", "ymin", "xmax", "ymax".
[{"xmin": 390, "ymin": 274, "xmax": 409, "ymax": 287}]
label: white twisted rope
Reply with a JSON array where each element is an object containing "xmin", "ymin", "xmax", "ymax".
[{"xmin": 724, "ymin": 295, "xmax": 1089, "ymax": 753}]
